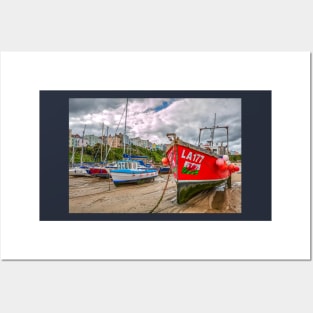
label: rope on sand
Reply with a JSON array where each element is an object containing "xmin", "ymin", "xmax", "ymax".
[{"xmin": 148, "ymin": 172, "xmax": 171, "ymax": 213}]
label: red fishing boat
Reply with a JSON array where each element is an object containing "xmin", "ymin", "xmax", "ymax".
[
  {"xmin": 88, "ymin": 166, "xmax": 110, "ymax": 178},
  {"xmin": 164, "ymin": 133, "xmax": 239, "ymax": 204}
]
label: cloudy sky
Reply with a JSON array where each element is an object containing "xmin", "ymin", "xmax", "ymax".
[{"xmin": 69, "ymin": 98, "xmax": 241, "ymax": 153}]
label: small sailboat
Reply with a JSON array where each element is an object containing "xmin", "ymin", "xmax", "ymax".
[
  {"xmin": 69, "ymin": 125, "xmax": 91, "ymax": 177},
  {"xmin": 158, "ymin": 165, "xmax": 171, "ymax": 174},
  {"xmin": 68, "ymin": 165, "xmax": 90, "ymax": 176},
  {"xmin": 110, "ymin": 98, "xmax": 158, "ymax": 185},
  {"xmin": 89, "ymin": 123, "xmax": 110, "ymax": 178},
  {"xmin": 88, "ymin": 165, "xmax": 109, "ymax": 178}
]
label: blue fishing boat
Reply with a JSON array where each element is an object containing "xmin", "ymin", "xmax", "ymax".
[
  {"xmin": 158, "ymin": 166, "xmax": 171, "ymax": 174},
  {"xmin": 110, "ymin": 98, "xmax": 158, "ymax": 186},
  {"xmin": 110, "ymin": 160, "xmax": 158, "ymax": 185}
]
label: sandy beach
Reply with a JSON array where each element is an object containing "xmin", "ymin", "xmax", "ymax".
[{"xmin": 69, "ymin": 167, "xmax": 241, "ymax": 214}]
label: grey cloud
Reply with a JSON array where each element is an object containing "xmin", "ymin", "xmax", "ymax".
[
  {"xmin": 69, "ymin": 98, "xmax": 126, "ymax": 117},
  {"xmin": 69, "ymin": 98, "xmax": 242, "ymax": 153}
]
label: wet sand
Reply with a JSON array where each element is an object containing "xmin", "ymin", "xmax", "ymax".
[{"xmin": 69, "ymin": 168, "xmax": 241, "ymax": 214}]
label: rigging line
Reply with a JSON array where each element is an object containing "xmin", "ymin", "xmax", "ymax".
[{"xmin": 104, "ymin": 104, "xmax": 127, "ymax": 161}]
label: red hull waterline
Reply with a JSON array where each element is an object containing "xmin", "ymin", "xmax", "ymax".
[
  {"xmin": 89, "ymin": 167, "xmax": 110, "ymax": 178},
  {"xmin": 165, "ymin": 134, "xmax": 231, "ymax": 204}
]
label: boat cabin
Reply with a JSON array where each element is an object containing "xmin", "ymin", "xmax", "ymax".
[
  {"xmin": 117, "ymin": 160, "xmax": 139, "ymax": 170},
  {"xmin": 201, "ymin": 143, "xmax": 227, "ymax": 155}
]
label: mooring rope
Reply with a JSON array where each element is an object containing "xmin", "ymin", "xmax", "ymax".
[{"xmin": 148, "ymin": 171, "xmax": 171, "ymax": 213}]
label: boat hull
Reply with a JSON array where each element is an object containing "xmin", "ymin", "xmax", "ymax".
[
  {"xmin": 177, "ymin": 179, "xmax": 228, "ymax": 204},
  {"xmin": 88, "ymin": 167, "xmax": 110, "ymax": 178},
  {"xmin": 69, "ymin": 167, "xmax": 90, "ymax": 177},
  {"xmin": 166, "ymin": 137, "xmax": 231, "ymax": 204},
  {"xmin": 158, "ymin": 166, "xmax": 171, "ymax": 174},
  {"xmin": 110, "ymin": 169, "xmax": 158, "ymax": 185}
]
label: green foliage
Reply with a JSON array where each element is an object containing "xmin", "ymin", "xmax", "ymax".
[
  {"xmin": 69, "ymin": 145, "xmax": 165, "ymax": 164},
  {"xmin": 124, "ymin": 145, "xmax": 164, "ymax": 163},
  {"xmin": 229, "ymin": 154, "xmax": 242, "ymax": 162},
  {"xmin": 69, "ymin": 148, "xmax": 96, "ymax": 163},
  {"xmin": 106, "ymin": 147, "xmax": 124, "ymax": 161},
  {"xmin": 149, "ymin": 149, "xmax": 164, "ymax": 164},
  {"xmin": 69, "ymin": 145, "xmax": 240, "ymax": 166}
]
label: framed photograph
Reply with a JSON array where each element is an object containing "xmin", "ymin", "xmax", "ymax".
[{"xmin": 68, "ymin": 97, "xmax": 243, "ymax": 214}]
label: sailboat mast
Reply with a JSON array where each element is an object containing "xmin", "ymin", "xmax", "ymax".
[
  {"xmin": 105, "ymin": 126, "xmax": 109, "ymax": 162},
  {"xmin": 101, "ymin": 122, "xmax": 104, "ymax": 162},
  {"xmin": 123, "ymin": 98, "xmax": 128, "ymax": 154},
  {"xmin": 71, "ymin": 145, "xmax": 75, "ymax": 167},
  {"xmin": 81, "ymin": 124, "xmax": 86, "ymax": 166}
]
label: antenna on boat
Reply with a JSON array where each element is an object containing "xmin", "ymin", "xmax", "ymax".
[{"xmin": 210, "ymin": 113, "xmax": 216, "ymax": 146}]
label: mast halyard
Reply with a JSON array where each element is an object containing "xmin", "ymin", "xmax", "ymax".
[
  {"xmin": 101, "ymin": 122, "xmax": 104, "ymax": 162},
  {"xmin": 123, "ymin": 98, "xmax": 128, "ymax": 155}
]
